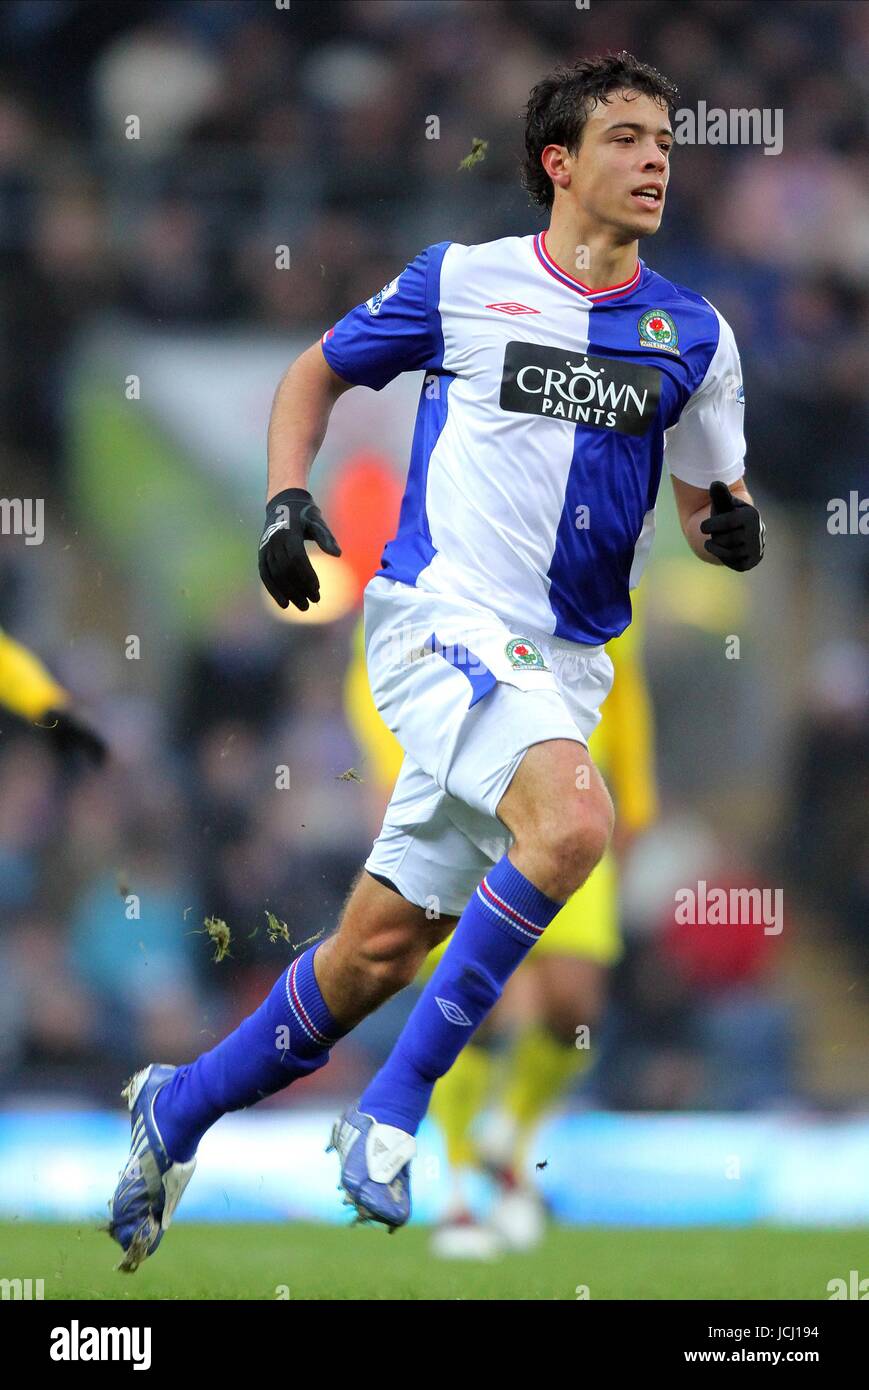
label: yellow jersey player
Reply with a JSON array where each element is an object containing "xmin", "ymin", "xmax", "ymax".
[{"xmin": 0, "ymin": 628, "xmax": 106, "ymax": 764}]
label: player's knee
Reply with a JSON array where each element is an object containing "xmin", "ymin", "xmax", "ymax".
[{"xmin": 522, "ymin": 796, "xmax": 613, "ymax": 900}]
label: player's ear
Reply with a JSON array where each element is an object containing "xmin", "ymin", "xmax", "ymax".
[{"xmin": 540, "ymin": 144, "xmax": 571, "ymax": 194}]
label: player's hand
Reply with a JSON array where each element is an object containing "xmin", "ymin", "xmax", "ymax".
[
  {"xmin": 700, "ymin": 481, "xmax": 765, "ymax": 572},
  {"xmin": 41, "ymin": 708, "xmax": 108, "ymax": 765},
  {"xmin": 258, "ymin": 487, "xmax": 341, "ymax": 610}
]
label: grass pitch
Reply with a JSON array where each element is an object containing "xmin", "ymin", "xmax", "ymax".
[{"xmin": 1, "ymin": 1222, "xmax": 863, "ymax": 1300}]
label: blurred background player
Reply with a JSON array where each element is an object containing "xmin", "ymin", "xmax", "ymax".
[
  {"xmin": 0, "ymin": 627, "xmax": 106, "ymax": 766},
  {"xmin": 345, "ymin": 587, "xmax": 658, "ymax": 1257}
]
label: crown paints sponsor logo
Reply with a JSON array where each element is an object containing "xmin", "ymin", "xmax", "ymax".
[
  {"xmin": 50, "ymin": 1321, "xmax": 152, "ymax": 1370},
  {"xmin": 500, "ymin": 342, "xmax": 661, "ymax": 435}
]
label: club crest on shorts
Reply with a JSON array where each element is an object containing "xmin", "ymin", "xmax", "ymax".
[
  {"xmin": 638, "ymin": 309, "xmax": 679, "ymax": 355},
  {"xmin": 505, "ymin": 637, "xmax": 548, "ymax": 670}
]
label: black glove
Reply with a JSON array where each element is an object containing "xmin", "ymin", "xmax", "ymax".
[
  {"xmin": 258, "ymin": 487, "xmax": 341, "ymax": 611},
  {"xmin": 41, "ymin": 708, "xmax": 108, "ymax": 765},
  {"xmin": 700, "ymin": 481, "xmax": 765, "ymax": 572}
]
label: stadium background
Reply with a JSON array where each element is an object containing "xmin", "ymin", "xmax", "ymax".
[{"xmin": 0, "ymin": 0, "xmax": 867, "ymax": 1275}]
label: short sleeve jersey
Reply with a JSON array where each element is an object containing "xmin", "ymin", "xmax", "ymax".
[{"xmin": 322, "ymin": 232, "xmax": 746, "ymax": 645}]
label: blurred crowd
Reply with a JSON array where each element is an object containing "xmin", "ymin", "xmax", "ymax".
[
  {"xmin": 0, "ymin": 582, "xmax": 383, "ymax": 1098},
  {"xmin": 1, "ymin": 0, "xmax": 867, "ymax": 505},
  {"xmin": 0, "ymin": 1, "xmax": 866, "ymax": 1111}
]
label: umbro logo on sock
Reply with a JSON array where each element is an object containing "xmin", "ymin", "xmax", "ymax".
[{"xmin": 435, "ymin": 997, "xmax": 473, "ymax": 1026}]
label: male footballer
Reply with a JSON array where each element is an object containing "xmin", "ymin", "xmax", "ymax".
[{"xmin": 109, "ymin": 52, "xmax": 764, "ymax": 1267}]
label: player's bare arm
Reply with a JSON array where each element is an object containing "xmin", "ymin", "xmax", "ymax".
[
  {"xmin": 258, "ymin": 342, "xmax": 350, "ymax": 610},
  {"xmin": 266, "ymin": 340, "xmax": 351, "ymax": 497}
]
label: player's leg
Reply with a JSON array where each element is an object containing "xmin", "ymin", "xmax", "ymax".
[
  {"xmin": 362, "ymin": 737, "xmax": 614, "ymax": 1120},
  {"xmin": 107, "ymin": 870, "xmax": 455, "ymax": 1268},
  {"xmin": 499, "ymin": 739, "xmax": 615, "ymax": 900},
  {"xmin": 154, "ymin": 870, "xmax": 454, "ymax": 1158},
  {"xmin": 369, "ymin": 810, "xmax": 517, "ymax": 1252},
  {"xmin": 493, "ymin": 956, "xmax": 606, "ymax": 1154},
  {"xmin": 428, "ymin": 1014, "xmax": 504, "ymax": 1258},
  {"xmin": 478, "ymin": 956, "xmax": 606, "ymax": 1249},
  {"xmin": 428, "ymin": 960, "xmax": 604, "ymax": 1257},
  {"xmin": 483, "ymin": 851, "xmax": 619, "ymax": 1245},
  {"xmin": 432, "ymin": 854, "xmax": 618, "ymax": 1252},
  {"xmin": 334, "ymin": 738, "xmax": 613, "ymax": 1226},
  {"xmin": 486, "ymin": 853, "xmax": 617, "ymax": 1168},
  {"xmin": 429, "ymin": 1027, "xmax": 496, "ymax": 1182},
  {"xmin": 331, "ymin": 579, "xmax": 616, "ymax": 1228}
]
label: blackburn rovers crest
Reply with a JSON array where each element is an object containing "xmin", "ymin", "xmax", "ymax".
[
  {"xmin": 505, "ymin": 638, "xmax": 548, "ymax": 670},
  {"xmin": 638, "ymin": 309, "xmax": 680, "ymax": 355}
]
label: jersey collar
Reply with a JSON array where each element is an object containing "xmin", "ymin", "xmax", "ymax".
[{"xmin": 533, "ymin": 231, "xmax": 642, "ymax": 303}]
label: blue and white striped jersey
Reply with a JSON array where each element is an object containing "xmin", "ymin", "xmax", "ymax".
[{"xmin": 322, "ymin": 232, "xmax": 746, "ymax": 645}]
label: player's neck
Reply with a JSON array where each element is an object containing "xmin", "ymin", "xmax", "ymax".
[{"xmin": 542, "ymin": 220, "xmax": 639, "ymax": 293}]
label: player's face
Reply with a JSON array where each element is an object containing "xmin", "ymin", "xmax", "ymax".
[{"xmin": 570, "ymin": 91, "xmax": 672, "ymax": 239}]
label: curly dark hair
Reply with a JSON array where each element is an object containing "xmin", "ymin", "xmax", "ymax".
[{"xmin": 522, "ymin": 52, "xmax": 679, "ymax": 211}]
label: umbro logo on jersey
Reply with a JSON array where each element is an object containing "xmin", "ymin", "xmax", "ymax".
[
  {"xmin": 486, "ymin": 301, "xmax": 541, "ymax": 315},
  {"xmin": 500, "ymin": 341, "xmax": 661, "ymax": 436}
]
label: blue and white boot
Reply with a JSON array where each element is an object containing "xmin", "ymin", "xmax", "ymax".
[
  {"xmin": 329, "ymin": 1103, "xmax": 416, "ymax": 1232},
  {"xmin": 107, "ymin": 1064, "xmax": 197, "ymax": 1272}
]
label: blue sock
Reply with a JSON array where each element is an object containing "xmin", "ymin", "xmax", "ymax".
[
  {"xmin": 154, "ymin": 943, "xmax": 343, "ymax": 1160},
  {"xmin": 360, "ymin": 855, "xmax": 563, "ymax": 1134}
]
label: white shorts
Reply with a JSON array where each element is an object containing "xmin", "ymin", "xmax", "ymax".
[{"xmin": 363, "ymin": 576, "xmax": 614, "ymax": 916}]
